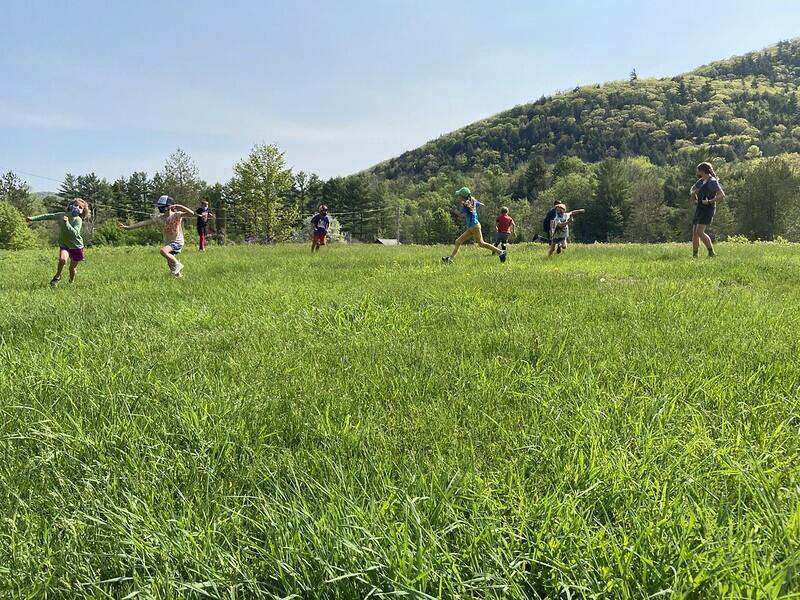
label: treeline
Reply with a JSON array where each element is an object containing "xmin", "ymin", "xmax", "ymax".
[
  {"xmin": 0, "ymin": 145, "xmax": 402, "ymax": 249},
  {"xmin": 377, "ymin": 152, "xmax": 800, "ymax": 244},
  {"xmin": 372, "ymin": 39, "xmax": 800, "ymax": 181},
  {"xmin": 4, "ymin": 150, "xmax": 800, "ymax": 249}
]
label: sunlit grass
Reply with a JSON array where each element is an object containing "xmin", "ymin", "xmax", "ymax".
[{"xmin": 1, "ymin": 242, "xmax": 798, "ymax": 598}]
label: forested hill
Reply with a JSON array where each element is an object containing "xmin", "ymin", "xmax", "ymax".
[{"xmin": 370, "ymin": 39, "xmax": 800, "ymax": 180}]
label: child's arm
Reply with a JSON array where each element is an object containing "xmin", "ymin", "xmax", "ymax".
[
  {"xmin": 119, "ymin": 218, "xmax": 156, "ymax": 230},
  {"xmin": 511, "ymin": 219, "xmax": 517, "ymax": 236},
  {"xmin": 26, "ymin": 212, "xmax": 63, "ymax": 223},
  {"xmin": 173, "ymin": 204, "xmax": 196, "ymax": 216},
  {"xmin": 62, "ymin": 216, "xmax": 81, "ymax": 234}
]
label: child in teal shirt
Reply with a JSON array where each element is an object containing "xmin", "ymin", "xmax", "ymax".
[
  {"xmin": 27, "ymin": 198, "xmax": 90, "ymax": 287},
  {"xmin": 442, "ymin": 187, "xmax": 505, "ymax": 264}
]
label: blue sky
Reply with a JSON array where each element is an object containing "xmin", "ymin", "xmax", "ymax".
[{"xmin": 2, "ymin": 0, "xmax": 799, "ymax": 191}]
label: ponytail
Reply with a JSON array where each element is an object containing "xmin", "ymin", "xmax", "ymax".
[{"xmin": 697, "ymin": 162, "xmax": 718, "ymax": 179}]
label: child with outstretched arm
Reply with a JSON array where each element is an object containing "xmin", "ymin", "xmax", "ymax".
[
  {"xmin": 442, "ymin": 187, "xmax": 505, "ymax": 264},
  {"xmin": 119, "ymin": 195, "xmax": 195, "ymax": 277},
  {"xmin": 26, "ymin": 198, "xmax": 91, "ymax": 287},
  {"xmin": 548, "ymin": 204, "xmax": 585, "ymax": 257}
]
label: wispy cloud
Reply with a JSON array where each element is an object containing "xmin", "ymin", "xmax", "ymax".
[{"xmin": 0, "ymin": 101, "xmax": 87, "ymax": 130}]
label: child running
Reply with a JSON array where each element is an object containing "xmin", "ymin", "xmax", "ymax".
[
  {"xmin": 548, "ymin": 204, "xmax": 585, "ymax": 257},
  {"xmin": 442, "ymin": 187, "xmax": 505, "ymax": 264},
  {"xmin": 119, "ymin": 195, "xmax": 195, "ymax": 277},
  {"xmin": 195, "ymin": 200, "xmax": 214, "ymax": 251},
  {"xmin": 495, "ymin": 206, "xmax": 516, "ymax": 262},
  {"xmin": 690, "ymin": 161, "xmax": 725, "ymax": 258},
  {"xmin": 310, "ymin": 204, "xmax": 330, "ymax": 252},
  {"xmin": 26, "ymin": 198, "xmax": 91, "ymax": 287}
]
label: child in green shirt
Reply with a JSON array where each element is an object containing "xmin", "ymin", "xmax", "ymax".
[{"xmin": 26, "ymin": 198, "xmax": 91, "ymax": 287}]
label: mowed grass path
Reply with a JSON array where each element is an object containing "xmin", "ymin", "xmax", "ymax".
[{"xmin": 1, "ymin": 243, "xmax": 799, "ymax": 598}]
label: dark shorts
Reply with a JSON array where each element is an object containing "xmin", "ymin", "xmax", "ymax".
[
  {"xmin": 693, "ymin": 204, "xmax": 716, "ymax": 226},
  {"xmin": 197, "ymin": 225, "xmax": 208, "ymax": 235},
  {"xmin": 60, "ymin": 247, "xmax": 85, "ymax": 262},
  {"xmin": 496, "ymin": 232, "xmax": 510, "ymax": 244},
  {"xmin": 313, "ymin": 231, "xmax": 327, "ymax": 245}
]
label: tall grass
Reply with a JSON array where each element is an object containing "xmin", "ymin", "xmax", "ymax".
[{"xmin": 1, "ymin": 243, "xmax": 798, "ymax": 598}]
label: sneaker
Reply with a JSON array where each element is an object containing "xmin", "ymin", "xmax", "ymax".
[
  {"xmin": 708, "ymin": 249, "xmax": 717, "ymax": 258},
  {"xmin": 174, "ymin": 271, "xmax": 184, "ymax": 278},
  {"xmin": 499, "ymin": 250, "xmax": 507, "ymax": 263},
  {"xmin": 556, "ymin": 246, "xmax": 562, "ymax": 254},
  {"xmin": 50, "ymin": 276, "xmax": 61, "ymax": 288},
  {"xmin": 692, "ymin": 251, "xmax": 699, "ymax": 258},
  {"xmin": 173, "ymin": 261, "xmax": 184, "ymax": 276},
  {"xmin": 441, "ymin": 256, "xmax": 454, "ymax": 264}
]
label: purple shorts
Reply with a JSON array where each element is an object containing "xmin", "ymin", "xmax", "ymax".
[{"xmin": 60, "ymin": 247, "xmax": 85, "ymax": 262}]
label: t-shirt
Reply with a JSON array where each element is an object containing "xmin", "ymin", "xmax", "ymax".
[
  {"xmin": 29, "ymin": 212, "xmax": 84, "ymax": 249},
  {"xmin": 311, "ymin": 213, "xmax": 330, "ymax": 234},
  {"xmin": 694, "ymin": 177, "xmax": 722, "ymax": 205},
  {"xmin": 462, "ymin": 201, "xmax": 483, "ymax": 227},
  {"xmin": 196, "ymin": 206, "xmax": 210, "ymax": 228},
  {"xmin": 496, "ymin": 214, "xmax": 513, "ymax": 233},
  {"xmin": 550, "ymin": 213, "xmax": 570, "ymax": 240},
  {"xmin": 543, "ymin": 207, "xmax": 558, "ymax": 233}
]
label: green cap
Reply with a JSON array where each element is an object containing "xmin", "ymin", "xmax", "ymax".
[{"xmin": 454, "ymin": 187, "xmax": 471, "ymax": 197}]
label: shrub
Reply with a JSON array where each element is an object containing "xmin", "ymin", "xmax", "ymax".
[{"xmin": 0, "ymin": 202, "xmax": 39, "ymax": 250}]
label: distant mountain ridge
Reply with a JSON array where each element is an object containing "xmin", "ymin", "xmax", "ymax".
[{"xmin": 369, "ymin": 39, "xmax": 800, "ymax": 180}]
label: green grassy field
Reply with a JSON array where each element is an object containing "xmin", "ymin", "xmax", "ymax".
[{"xmin": 1, "ymin": 242, "xmax": 799, "ymax": 598}]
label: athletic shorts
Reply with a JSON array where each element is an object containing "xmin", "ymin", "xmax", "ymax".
[
  {"xmin": 313, "ymin": 232, "xmax": 327, "ymax": 245},
  {"xmin": 197, "ymin": 225, "xmax": 208, "ymax": 235},
  {"xmin": 60, "ymin": 247, "xmax": 85, "ymax": 262},
  {"xmin": 693, "ymin": 205, "xmax": 716, "ymax": 226},
  {"xmin": 168, "ymin": 241, "xmax": 183, "ymax": 255}
]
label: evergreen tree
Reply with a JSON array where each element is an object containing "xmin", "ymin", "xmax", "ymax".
[
  {"xmin": 587, "ymin": 159, "xmax": 629, "ymax": 241},
  {"xmin": 162, "ymin": 148, "xmax": 204, "ymax": 205}
]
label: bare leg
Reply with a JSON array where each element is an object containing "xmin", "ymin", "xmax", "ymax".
[
  {"xmin": 692, "ymin": 224, "xmax": 700, "ymax": 256},
  {"xmin": 55, "ymin": 249, "xmax": 68, "ymax": 279},
  {"xmin": 160, "ymin": 246, "xmax": 179, "ymax": 270},
  {"xmin": 68, "ymin": 260, "xmax": 78, "ymax": 283},
  {"xmin": 548, "ymin": 244, "xmax": 556, "ymax": 257},
  {"xmin": 696, "ymin": 224, "xmax": 715, "ymax": 256}
]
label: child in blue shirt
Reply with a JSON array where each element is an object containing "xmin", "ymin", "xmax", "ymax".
[
  {"xmin": 442, "ymin": 187, "xmax": 505, "ymax": 264},
  {"xmin": 310, "ymin": 204, "xmax": 331, "ymax": 252}
]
